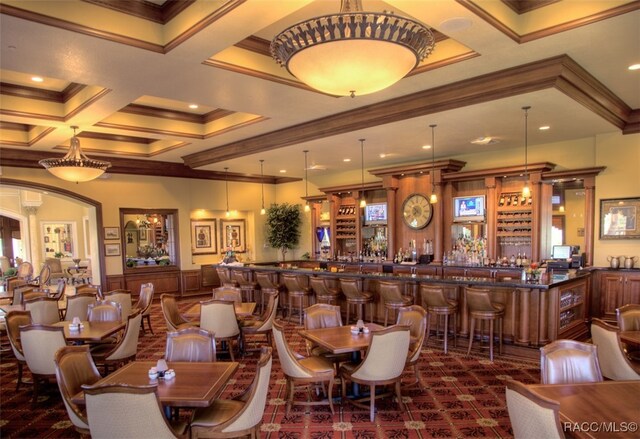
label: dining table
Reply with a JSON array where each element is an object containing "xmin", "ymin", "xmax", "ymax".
[
  {"xmin": 72, "ymin": 360, "xmax": 239, "ymax": 416},
  {"xmin": 527, "ymin": 380, "xmax": 640, "ymax": 438},
  {"xmin": 619, "ymin": 330, "xmax": 640, "ymax": 347},
  {"xmin": 183, "ymin": 301, "xmax": 257, "ymax": 318},
  {"xmin": 52, "ymin": 320, "xmax": 125, "ymax": 344}
]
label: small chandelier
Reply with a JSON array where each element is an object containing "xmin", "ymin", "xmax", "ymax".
[
  {"xmin": 259, "ymin": 159, "xmax": 266, "ymax": 215},
  {"xmin": 39, "ymin": 126, "xmax": 111, "ymax": 183},
  {"xmin": 271, "ymin": 0, "xmax": 435, "ymax": 97},
  {"xmin": 522, "ymin": 106, "xmax": 531, "ymax": 198},
  {"xmin": 359, "ymin": 139, "xmax": 367, "ymax": 208},
  {"xmin": 429, "ymin": 124, "xmax": 438, "ymax": 204},
  {"xmin": 303, "ymin": 150, "xmax": 310, "ymax": 212}
]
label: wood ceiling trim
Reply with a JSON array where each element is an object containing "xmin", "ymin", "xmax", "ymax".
[
  {"xmin": 0, "ymin": 109, "xmax": 64, "ymax": 122},
  {"xmin": 369, "ymin": 159, "xmax": 467, "ymax": 178},
  {"xmin": 443, "ymin": 162, "xmax": 556, "ymax": 182},
  {"xmin": 53, "ymin": 140, "xmax": 192, "ymax": 158},
  {"xmin": 202, "ymin": 115, "xmax": 269, "ymax": 139},
  {"xmin": 78, "ymin": 131, "xmax": 155, "ymax": 144},
  {"xmin": 0, "ymin": 147, "xmax": 298, "ymax": 183},
  {"xmin": 64, "ymin": 88, "xmax": 112, "ymax": 121},
  {"xmin": 542, "ymin": 166, "xmax": 606, "ymax": 181},
  {"xmin": 82, "ymin": 0, "xmax": 195, "ymax": 24},
  {"xmin": 120, "ymin": 103, "xmax": 210, "ymax": 123},
  {"xmin": 183, "ymin": 54, "xmax": 632, "ymax": 168},
  {"xmin": 0, "ymin": 82, "xmax": 82, "ymax": 103},
  {"xmin": 94, "ymin": 121, "xmax": 205, "ymax": 139},
  {"xmin": 407, "ymin": 51, "xmax": 480, "ymax": 77},
  {"xmin": 0, "ymin": 121, "xmax": 32, "ymax": 131},
  {"xmin": 623, "ymin": 109, "xmax": 640, "ymax": 135},
  {"xmin": 204, "ymin": 109, "xmax": 235, "ymax": 123},
  {"xmin": 501, "ymin": 0, "xmax": 560, "ymax": 15}
]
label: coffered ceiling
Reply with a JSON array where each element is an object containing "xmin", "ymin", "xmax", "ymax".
[{"xmin": 0, "ymin": 0, "xmax": 638, "ymax": 183}]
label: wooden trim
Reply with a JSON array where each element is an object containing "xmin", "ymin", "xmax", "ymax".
[
  {"xmin": 0, "ymin": 82, "xmax": 83, "ymax": 102},
  {"xmin": 78, "ymin": 131, "xmax": 155, "ymax": 144},
  {"xmin": 82, "ymin": 0, "xmax": 195, "ymax": 24},
  {"xmin": 119, "ymin": 104, "xmax": 209, "ymax": 124},
  {"xmin": 0, "ymin": 126, "xmax": 55, "ymax": 147},
  {"xmin": 407, "ymin": 51, "xmax": 481, "ymax": 77},
  {"xmin": 318, "ymin": 181, "xmax": 383, "ymax": 196},
  {"xmin": 501, "ymin": 0, "xmax": 560, "ymax": 15},
  {"xmin": 369, "ymin": 159, "xmax": 467, "ymax": 178},
  {"xmin": 542, "ymin": 167, "xmax": 606, "ymax": 181}
]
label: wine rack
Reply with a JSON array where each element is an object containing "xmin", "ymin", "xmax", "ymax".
[
  {"xmin": 497, "ymin": 192, "xmax": 532, "ymax": 257},
  {"xmin": 336, "ymin": 204, "xmax": 356, "ymax": 239}
]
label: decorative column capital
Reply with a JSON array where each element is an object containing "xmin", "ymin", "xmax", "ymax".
[{"xmin": 23, "ymin": 206, "xmax": 38, "ymax": 215}]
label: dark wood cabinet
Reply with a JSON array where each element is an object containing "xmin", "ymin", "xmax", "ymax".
[{"xmin": 598, "ymin": 270, "xmax": 640, "ymax": 320}]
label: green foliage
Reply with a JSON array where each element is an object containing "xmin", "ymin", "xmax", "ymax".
[
  {"xmin": 3, "ymin": 267, "xmax": 17, "ymax": 278},
  {"xmin": 265, "ymin": 203, "xmax": 302, "ymax": 261}
]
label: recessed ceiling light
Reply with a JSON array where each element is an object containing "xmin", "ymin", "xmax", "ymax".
[
  {"xmin": 628, "ymin": 63, "xmax": 640, "ymax": 71},
  {"xmin": 188, "ymin": 104, "xmax": 198, "ymax": 109},
  {"xmin": 539, "ymin": 125, "xmax": 550, "ymax": 131},
  {"xmin": 343, "ymin": 158, "xmax": 351, "ymax": 162},
  {"xmin": 379, "ymin": 153, "xmax": 386, "ymax": 158},
  {"xmin": 422, "ymin": 144, "xmax": 431, "ymax": 150},
  {"xmin": 31, "ymin": 76, "xmax": 43, "ymax": 82},
  {"xmin": 279, "ymin": 169, "xmax": 286, "ymax": 173}
]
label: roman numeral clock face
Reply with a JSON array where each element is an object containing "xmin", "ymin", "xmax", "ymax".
[{"xmin": 402, "ymin": 193, "xmax": 433, "ymax": 230}]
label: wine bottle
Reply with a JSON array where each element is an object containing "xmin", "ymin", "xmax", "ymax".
[{"xmin": 499, "ymin": 195, "xmax": 505, "ymax": 207}]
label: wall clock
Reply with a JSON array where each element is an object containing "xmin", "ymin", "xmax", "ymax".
[{"xmin": 402, "ymin": 193, "xmax": 433, "ymax": 229}]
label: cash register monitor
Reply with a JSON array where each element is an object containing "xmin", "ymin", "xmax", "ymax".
[{"xmin": 551, "ymin": 245, "xmax": 572, "ymax": 260}]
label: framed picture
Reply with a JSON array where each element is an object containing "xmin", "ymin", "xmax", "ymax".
[
  {"xmin": 104, "ymin": 243, "xmax": 121, "ymax": 256},
  {"xmin": 139, "ymin": 228, "xmax": 147, "ymax": 242},
  {"xmin": 104, "ymin": 227, "xmax": 120, "ymax": 240},
  {"xmin": 220, "ymin": 219, "xmax": 246, "ymax": 253},
  {"xmin": 191, "ymin": 219, "xmax": 217, "ymax": 255},
  {"xmin": 600, "ymin": 197, "xmax": 640, "ymax": 239}
]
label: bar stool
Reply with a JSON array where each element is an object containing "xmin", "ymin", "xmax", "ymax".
[
  {"xmin": 465, "ymin": 287, "xmax": 505, "ymax": 361},
  {"xmin": 378, "ymin": 280, "xmax": 413, "ymax": 326},
  {"xmin": 231, "ymin": 269, "xmax": 258, "ymax": 303},
  {"xmin": 216, "ymin": 267, "xmax": 238, "ymax": 288},
  {"xmin": 420, "ymin": 284, "xmax": 458, "ymax": 354},
  {"xmin": 309, "ymin": 277, "xmax": 340, "ymax": 305},
  {"xmin": 255, "ymin": 271, "xmax": 284, "ymax": 315},
  {"xmin": 281, "ymin": 273, "xmax": 313, "ymax": 325},
  {"xmin": 339, "ymin": 278, "xmax": 374, "ymax": 324}
]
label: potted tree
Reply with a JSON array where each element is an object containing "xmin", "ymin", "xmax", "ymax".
[{"xmin": 265, "ymin": 203, "xmax": 302, "ymax": 262}]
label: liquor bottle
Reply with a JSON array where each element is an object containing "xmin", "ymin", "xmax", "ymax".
[
  {"xmin": 499, "ymin": 194, "xmax": 505, "ymax": 207},
  {"xmin": 516, "ymin": 253, "xmax": 522, "ymax": 267},
  {"xmin": 513, "ymin": 194, "xmax": 519, "ymax": 205}
]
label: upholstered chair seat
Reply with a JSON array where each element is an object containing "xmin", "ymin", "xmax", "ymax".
[
  {"xmin": 309, "ymin": 277, "xmax": 340, "ymax": 305},
  {"xmin": 21, "ymin": 323, "xmax": 68, "ymax": 402},
  {"xmin": 540, "ymin": 339, "xmax": 603, "ymax": 384},
  {"xmin": 200, "ymin": 299, "xmax": 242, "ymax": 361},
  {"xmin": 90, "ymin": 310, "xmax": 143, "ymax": 374}
]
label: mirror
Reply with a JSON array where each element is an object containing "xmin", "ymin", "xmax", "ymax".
[
  {"xmin": 551, "ymin": 181, "xmax": 585, "ymax": 254},
  {"xmin": 120, "ymin": 208, "xmax": 179, "ymax": 269}
]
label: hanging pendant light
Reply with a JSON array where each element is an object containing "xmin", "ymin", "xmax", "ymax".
[
  {"xmin": 224, "ymin": 167, "xmax": 231, "ymax": 217},
  {"xmin": 39, "ymin": 126, "xmax": 111, "ymax": 183},
  {"xmin": 522, "ymin": 106, "xmax": 532, "ymax": 198},
  {"xmin": 303, "ymin": 150, "xmax": 310, "ymax": 212},
  {"xmin": 259, "ymin": 159, "xmax": 266, "ymax": 215},
  {"xmin": 429, "ymin": 124, "xmax": 438, "ymax": 204},
  {"xmin": 359, "ymin": 139, "xmax": 367, "ymax": 208}
]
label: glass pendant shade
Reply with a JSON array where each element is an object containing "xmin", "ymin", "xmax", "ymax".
[
  {"xmin": 430, "ymin": 193, "xmax": 438, "ymax": 204},
  {"xmin": 39, "ymin": 127, "xmax": 111, "ymax": 183}
]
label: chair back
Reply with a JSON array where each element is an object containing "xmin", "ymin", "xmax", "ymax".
[
  {"xmin": 216, "ymin": 267, "xmax": 237, "ymax": 287},
  {"xmin": 465, "ymin": 287, "xmax": 496, "ymax": 312},
  {"xmin": 617, "ymin": 304, "xmax": 640, "ymax": 331},
  {"xmin": 272, "ymin": 321, "xmax": 315, "ymax": 378},
  {"xmin": 378, "ymin": 281, "xmax": 405, "ymax": 301},
  {"xmin": 505, "ymin": 380, "xmax": 564, "ymax": 439},
  {"xmin": 50, "ymin": 278, "xmax": 67, "ymax": 300},
  {"xmin": 65, "ymin": 293, "xmax": 97, "ymax": 321},
  {"xmin": 24, "ymin": 297, "xmax": 60, "ymax": 325},
  {"xmin": 540, "ymin": 339, "xmax": 603, "ymax": 384},
  {"xmin": 282, "ymin": 273, "xmax": 308, "ymax": 294},
  {"xmin": 83, "ymin": 383, "xmax": 180, "ymax": 439},
  {"xmin": 5, "ymin": 310, "xmax": 32, "ymax": 360},
  {"xmin": 251, "ymin": 293, "xmax": 279, "ymax": 332},
  {"xmin": 21, "ymin": 324, "xmax": 67, "ymax": 375},
  {"xmin": 590, "ymin": 318, "xmax": 640, "ymax": 380},
  {"xmin": 17, "ymin": 261, "xmax": 34, "ymax": 280},
  {"xmin": 396, "ymin": 305, "xmax": 427, "ymax": 363},
  {"xmin": 231, "ymin": 269, "xmax": 253, "ymax": 287},
  {"xmin": 160, "ymin": 294, "xmax": 188, "ymax": 332},
  {"xmin": 103, "ymin": 290, "xmax": 132, "ymax": 322},
  {"xmin": 54, "ymin": 345, "xmax": 102, "ymax": 432},
  {"xmin": 46, "ymin": 257, "xmax": 64, "ymax": 275},
  {"xmin": 213, "ymin": 287, "xmax": 243, "ymax": 304},
  {"xmin": 76, "ymin": 284, "xmax": 103, "ymax": 299},
  {"xmin": 339, "ymin": 278, "xmax": 363, "ymax": 299},
  {"xmin": 23, "ymin": 290, "xmax": 47, "ymax": 303},
  {"xmin": 87, "ymin": 300, "xmax": 122, "ymax": 323},
  {"xmin": 350, "ymin": 325, "xmax": 411, "ymax": 381},
  {"xmin": 304, "ymin": 303, "xmax": 343, "ymax": 329},
  {"xmin": 420, "ymin": 285, "xmax": 450, "ymax": 307},
  {"xmin": 256, "ymin": 271, "xmax": 279, "ymax": 290},
  {"xmin": 34, "ymin": 264, "xmax": 52, "ymax": 286},
  {"xmin": 135, "ymin": 283, "xmax": 154, "ymax": 317},
  {"xmin": 165, "ymin": 327, "xmax": 216, "ymax": 362},
  {"xmin": 200, "ymin": 300, "xmax": 240, "ymax": 338},
  {"xmin": 103, "ymin": 310, "xmax": 142, "ymax": 362}
]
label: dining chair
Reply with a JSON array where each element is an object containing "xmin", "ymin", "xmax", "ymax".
[
  {"xmin": 339, "ymin": 325, "xmax": 411, "ymax": 422},
  {"xmin": 309, "ymin": 276, "xmax": 340, "ymax": 305},
  {"xmin": 272, "ymin": 321, "xmax": 335, "ymax": 415},
  {"xmin": 5, "ymin": 310, "xmax": 32, "ymax": 390},
  {"xmin": 24, "ymin": 297, "xmax": 60, "ymax": 325},
  {"xmin": 240, "ymin": 292, "xmax": 278, "ymax": 350},
  {"xmin": 212, "ymin": 286, "xmax": 243, "ymax": 304},
  {"xmin": 54, "ymin": 345, "xmax": 102, "ymax": 435},
  {"xmin": 48, "ymin": 278, "xmax": 67, "ymax": 300},
  {"xmin": 103, "ymin": 289, "xmax": 132, "ymax": 322},
  {"xmin": 87, "ymin": 300, "xmax": 122, "ymax": 323},
  {"xmin": 303, "ymin": 303, "xmax": 351, "ymax": 370},
  {"xmin": 231, "ymin": 268, "xmax": 258, "ymax": 302},
  {"xmin": 90, "ymin": 310, "xmax": 142, "ymax": 374},
  {"xmin": 45, "ymin": 257, "xmax": 68, "ymax": 284},
  {"xmin": 590, "ymin": 318, "xmax": 640, "ymax": 380},
  {"xmin": 16, "ymin": 261, "xmax": 34, "ymax": 281},
  {"xmin": 165, "ymin": 327, "xmax": 216, "ymax": 362},
  {"xmin": 540, "ymin": 339, "xmax": 603, "ymax": 384},
  {"xmin": 134, "ymin": 282, "xmax": 155, "ymax": 334},
  {"xmin": 282, "ymin": 273, "xmax": 313, "ymax": 325},
  {"xmin": 200, "ymin": 299, "xmax": 242, "ymax": 361},
  {"xmin": 75, "ymin": 283, "xmax": 103, "ymax": 299},
  {"xmin": 216, "ymin": 266, "xmax": 238, "ymax": 288},
  {"xmin": 20, "ymin": 323, "xmax": 67, "ymax": 403},
  {"xmin": 22, "ymin": 290, "xmax": 47, "ymax": 303},
  {"xmin": 9, "ymin": 282, "xmax": 30, "ymax": 305},
  {"xmin": 64, "ymin": 293, "xmax": 97, "ymax": 321},
  {"xmin": 396, "ymin": 305, "xmax": 428, "ymax": 389},
  {"xmin": 505, "ymin": 380, "xmax": 564, "ymax": 439},
  {"xmin": 616, "ymin": 304, "xmax": 640, "ymax": 361},
  {"xmin": 339, "ymin": 278, "xmax": 374, "ymax": 324},
  {"xmin": 190, "ymin": 347, "xmax": 273, "ymax": 439},
  {"xmin": 161, "ymin": 294, "xmax": 199, "ymax": 332},
  {"xmin": 82, "ymin": 383, "xmax": 188, "ymax": 439},
  {"xmin": 378, "ymin": 280, "xmax": 414, "ymax": 326},
  {"xmin": 30, "ymin": 264, "xmax": 51, "ymax": 287}
]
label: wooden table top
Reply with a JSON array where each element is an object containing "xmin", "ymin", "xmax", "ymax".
[
  {"xmin": 52, "ymin": 320, "xmax": 125, "ymax": 342},
  {"xmin": 528, "ymin": 381, "xmax": 640, "ymax": 438},
  {"xmin": 183, "ymin": 302, "xmax": 256, "ymax": 318},
  {"xmin": 72, "ymin": 361, "xmax": 239, "ymax": 408},
  {"xmin": 298, "ymin": 323, "xmax": 383, "ymax": 354},
  {"xmin": 620, "ymin": 331, "xmax": 640, "ymax": 346},
  {"xmin": 0, "ymin": 304, "xmax": 25, "ymax": 314}
]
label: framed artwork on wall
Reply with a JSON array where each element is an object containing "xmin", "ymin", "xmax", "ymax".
[
  {"xmin": 220, "ymin": 219, "xmax": 246, "ymax": 253},
  {"xmin": 104, "ymin": 227, "xmax": 120, "ymax": 240},
  {"xmin": 600, "ymin": 197, "xmax": 640, "ymax": 239},
  {"xmin": 104, "ymin": 243, "xmax": 121, "ymax": 256},
  {"xmin": 191, "ymin": 219, "xmax": 217, "ymax": 255}
]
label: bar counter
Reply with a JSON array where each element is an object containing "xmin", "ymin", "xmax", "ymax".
[{"xmin": 214, "ymin": 262, "xmax": 591, "ymax": 348}]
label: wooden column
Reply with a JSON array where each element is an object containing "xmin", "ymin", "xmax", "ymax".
[
  {"xmin": 485, "ymin": 177, "xmax": 497, "ymax": 261},
  {"xmin": 583, "ymin": 176, "xmax": 596, "ymax": 267},
  {"xmin": 383, "ymin": 175, "xmax": 398, "ymax": 261},
  {"xmin": 432, "ymin": 169, "xmax": 443, "ymax": 263},
  {"xmin": 329, "ymin": 194, "xmax": 338, "ymax": 257}
]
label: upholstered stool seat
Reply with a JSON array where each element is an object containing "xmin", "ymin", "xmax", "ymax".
[
  {"xmin": 231, "ymin": 269, "xmax": 258, "ymax": 303},
  {"xmin": 339, "ymin": 278, "xmax": 374, "ymax": 324},
  {"xmin": 420, "ymin": 285, "xmax": 458, "ymax": 353},
  {"xmin": 282, "ymin": 273, "xmax": 313, "ymax": 325},
  {"xmin": 309, "ymin": 277, "xmax": 340, "ymax": 305},
  {"xmin": 466, "ymin": 287, "xmax": 504, "ymax": 361},
  {"xmin": 378, "ymin": 280, "xmax": 414, "ymax": 326},
  {"xmin": 255, "ymin": 271, "xmax": 284, "ymax": 316}
]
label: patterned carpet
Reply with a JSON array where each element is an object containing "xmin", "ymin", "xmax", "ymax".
[{"xmin": 0, "ymin": 296, "xmax": 540, "ymax": 438}]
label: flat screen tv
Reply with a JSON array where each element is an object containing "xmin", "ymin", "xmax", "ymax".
[
  {"xmin": 453, "ymin": 195, "xmax": 485, "ymax": 223},
  {"xmin": 364, "ymin": 202, "xmax": 387, "ymax": 225}
]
